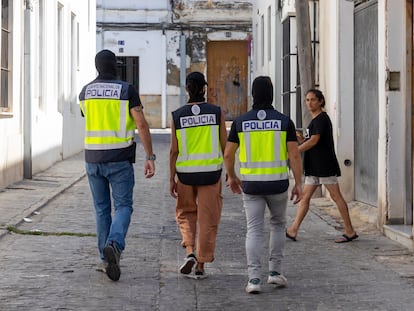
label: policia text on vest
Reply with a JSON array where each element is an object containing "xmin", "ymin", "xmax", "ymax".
[
  {"xmin": 180, "ymin": 114, "xmax": 216, "ymax": 128},
  {"xmin": 242, "ymin": 120, "xmax": 281, "ymax": 131}
]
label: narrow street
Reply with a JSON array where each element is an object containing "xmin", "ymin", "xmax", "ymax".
[{"xmin": 0, "ymin": 133, "xmax": 413, "ymax": 310}]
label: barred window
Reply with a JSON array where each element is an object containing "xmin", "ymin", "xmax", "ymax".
[
  {"xmin": 116, "ymin": 56, "xmax": 140, "ymax": 93},
  {"xmin": 281, "ymin": 0, "xmax": 319, "ymax": 128},
  {"xmin": 0, "ymin": 0, "xmax": 11, "ymax": 112}
]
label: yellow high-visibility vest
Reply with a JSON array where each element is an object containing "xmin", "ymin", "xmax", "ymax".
[
  {"xmin": 238, "ymin": 129, "xmax": 289, "ymax": 181},
  {"xmin": 173, "ymin": 103, "xmax": 223, "ymax": 174},
  {"xmin": 79, "ymin": 82, "xmax": 136, "ymax": 150},
  {"xmin": 176, "ymin": 124, "xmax": 223, "ymax": 173}
]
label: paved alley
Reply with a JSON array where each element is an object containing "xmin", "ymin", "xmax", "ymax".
[{"xmin": 0, "ymin": 132, "xmax": 414, "ymax": 310}]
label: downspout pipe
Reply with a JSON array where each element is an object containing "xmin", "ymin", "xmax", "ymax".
[
  {"xmin": 180, "ymin": 32, "xmax": 186, "ymax": 106},
  {"xmin": 23, "ymin": 0, "xmax": 32, "ymax": 179},
  {"xmin": 161, "ymin": 29, "xmax": 167, "ymax": 128}
]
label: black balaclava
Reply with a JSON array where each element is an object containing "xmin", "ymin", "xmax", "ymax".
[
  {"xmin": 95, "ymin": 49, "xmax": 117, "ymax": 79},
  {"xmin": 186, "ymin": 71, "xmax": 207, "ymax": 103},
  {"xmin": 252, "ymin": 76, "xmax": 274, "ymax": 110}
]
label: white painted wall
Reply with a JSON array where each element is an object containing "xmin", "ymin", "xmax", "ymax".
[
  {"xmin": 99, "ymin": 30, "xmax": 163, "ymax": 95},
  {"xmin": 96, "ymin": 1, "xmax": 169, "ymax": 23},
  {"xmin": 336, "ymin": 1, "xmax": 355, "ymax": 201},
  {"xmin": 378, "ymin": 0, "xmax": 408, "ymax": 222},
  {"xmin": 252, "ymin": 0, "xmax": 283, "ymax": 110},
  {"xmin": 318, "ymin": 0, "xmax": 354, "ymax": 201},
  {"xmin": 31, "ymin": 0, "xmax": 96, "ymax": 173},
  {"xmin": 0, "ymin": 0, "xmax": 96, "ymax": 189},
  {"xmin": 0, "ymin": 3, "xmax": 24, "ymax": 188},
  {"xmin": 31, "ymin": 1, "xmax": 63, "ymax": 171}
]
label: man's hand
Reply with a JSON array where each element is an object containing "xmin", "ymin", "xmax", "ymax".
[{"xmin": 144, "ymin": 160, "xmax": 155, "ymax": 178}]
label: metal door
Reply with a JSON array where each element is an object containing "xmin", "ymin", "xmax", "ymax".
[
  {"xmin": 354, "ymin": 1, "xmax": 378, "ymax": 205},
  {"xmin": 206, "ymin": 41, "xmax": 248, "ymax": 120}
]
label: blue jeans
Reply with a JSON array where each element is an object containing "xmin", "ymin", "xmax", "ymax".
[
  {"xmin": 86, "ymin": 161, "xmax": 134, "ymax": 260},
  {"xmin": 243, "ymin": 191, "xmax": 288, "ymax": 280}
]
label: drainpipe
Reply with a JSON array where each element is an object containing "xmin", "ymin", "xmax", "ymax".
[
  {"xmin": 23, "ymin": 0, "xmax": 32, "ymax": 179},
  {"xmin": 161, "ymin": 29, "xmax": 167, "ymax": 128},
  {"xmin": 180, "ymin": 32, "xmax": 186, "ymax": 106}
]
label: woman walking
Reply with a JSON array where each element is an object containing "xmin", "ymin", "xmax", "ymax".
[{"xmin": 286, "ymin": 89, "xmax": 358, "ymax": 243}]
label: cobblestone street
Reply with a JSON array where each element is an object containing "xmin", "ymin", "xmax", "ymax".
[{"xmin": 0, "ymin": 133, "xmax": 414, "ymax": 310}]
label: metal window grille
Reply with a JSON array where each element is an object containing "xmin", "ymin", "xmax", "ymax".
[
  {"xmin": 0, "ymin": 0, "xmax": 11, "ymax": 111},
  {"xmin": 116, "ymin": 56, "xmax": 140, "ymax": 93}
]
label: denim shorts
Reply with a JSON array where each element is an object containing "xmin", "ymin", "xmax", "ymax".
[{"xmin": 304, "ymin": 175, "xmax": 338, "ymax": 185}]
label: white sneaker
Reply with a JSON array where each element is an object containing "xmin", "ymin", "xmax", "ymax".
[
  {"xmin": 245, "ymin": 278, "xmax": 261, "ymax": 294},
  {"xmin": 95, "ymin": 261, "xmax": 107, "ymax": 273},
  {"xmin": 267, "ymin": 271, "xmax": 287, "ymax": 287}
]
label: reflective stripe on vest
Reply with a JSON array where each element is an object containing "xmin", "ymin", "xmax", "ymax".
[
  {"xmin": 238, "ymin": 130, "xmax": 288, "ymax": 181},
  {"xmin": 80, "ymin": 89, "xmax": 135, "ymax": 150},
  {"xmin": 176, "ymin": 125, "xmax": 223, "ymax": 173}
]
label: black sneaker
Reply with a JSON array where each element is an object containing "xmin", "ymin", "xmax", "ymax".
[
  {"xmin": 103, "ymin": 242, "xmax": 121, "ymax": 281},
  {"xmin": 179, "ymin": 253, "xmax": 197, "ymax": 275}
]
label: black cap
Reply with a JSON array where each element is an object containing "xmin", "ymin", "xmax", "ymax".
[{"xmin": 186, "ymin": 71, "xmax": 208, "ymax": 87}]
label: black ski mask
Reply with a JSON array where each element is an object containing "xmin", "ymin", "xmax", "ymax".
[
  {"xmin": 95, "ymin": 49, "xmax": 117, "ymax": 78},
  {"xmin": 251, "ymin": 76, "xmax": 274, "ymax": 110}
]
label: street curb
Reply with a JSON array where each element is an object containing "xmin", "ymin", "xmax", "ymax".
[{"xmin": 0, "ymin": 173, "xmax": 86, "ymax": 240}]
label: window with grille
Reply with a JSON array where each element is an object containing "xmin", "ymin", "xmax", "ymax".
[
  {"xmin": 116, "ymin": 56, "xmax": 140, "ymax": 93},
  {"xmin": 0, "ymin": 0, "xmax": 11, "ymax": 112},
  {"xmin": 281, "ymin": 0, "xmax": 319, "ymax": 128}
]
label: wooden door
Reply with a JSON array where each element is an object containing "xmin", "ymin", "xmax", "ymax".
[{"xmin": 206, "ymin": 41, "xmax": 248, "ymax": 120}]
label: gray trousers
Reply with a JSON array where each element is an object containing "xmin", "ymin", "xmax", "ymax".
[{"xmin": 243, "ymin": 191, "xmax": 288, "ymax": 280}]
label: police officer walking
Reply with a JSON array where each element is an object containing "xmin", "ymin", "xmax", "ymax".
[
  {"xmin": 169, "ymin": 71, "xmax": 227, "ymax": 279},
  {"xmin": 79, "ymin": 49, "xmax": 155, "ymax": 281},
  {"xmin": 224, "ymin": 76, "xmax": 302, "ymax": 294}
]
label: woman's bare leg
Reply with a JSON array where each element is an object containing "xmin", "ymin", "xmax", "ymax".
[
  {"xmin": 324, "ymin": 183, "xmax": 356, "ymax": 238},
  {"xmin": 286, "ymin": 184, "xmax": 319, "ymax": 238}
]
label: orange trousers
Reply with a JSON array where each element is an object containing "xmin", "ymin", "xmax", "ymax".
[{"xmin": 175, "ymin": 179, "xmax": 222, "ymax": 263}]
